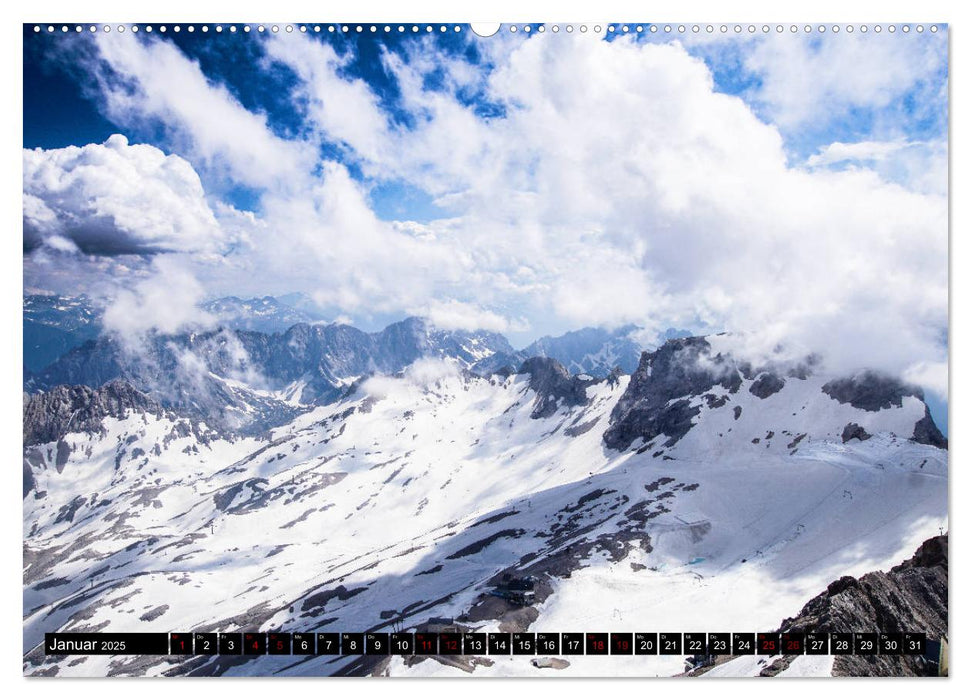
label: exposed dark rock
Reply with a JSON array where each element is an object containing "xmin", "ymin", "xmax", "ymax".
[
  {"xmin": 776, "ymin": 535, "xmax": 947, "ymax": 677},
  {"xmin": 55, "ymin": 440, "xmax": 71, "ymax": 471},
  {"xmin": 827, "ymin": 575, "xmax": 858, "ymax": 597},
  {"xmin": 445, "ymin": 529, "xmax": 525, "ymax": 560},
  {"xmin": 469, "ymin": 511, "xmax": 520, "ymax": 529},
  {"xmin": 841, "ymin": 423, "xmax": 872, "ymax": 443},
  {"xmin": 787, "ymin": 433, "xmax": 807, "ymax": 450},
  {"xmin": 300, "ymin": 585, "xmax": 368, "ymax": 613},
  {"xmin": 518, "ymin": 357, "xmax": 595, "ymax": 419},
  {"xmin": 603, "ymin": 337, "xmax": 743, "ymax": 450},
  {"xmin": 212, "ymin": 478, "xmax": 269, "ymax": 513},
  {"xmin": 607, "ymin": 366, "xmax": 624, "ymax": 387},
  {"xmin": 416, "ymin": 564, "xmax": 443, "ymax": 576},
  {"xmin": 563, "ymin": 489, "xmax": 615, "ymax": 513},
  {"xmin": 139, "ymin": 605, "xmax": 169, "ymax": 622},
  {"xmin": 564, "ymin": 418, "xmax": 600, "ymax": 437},
  {"xmin": 53, "ymin": 495, "xmax": 86, "ymax": 524},
  {"xmin": 912, "ymin": 407, "xmax": 947, "ymax": 449},
  {"xmin": 733, "ymin": 406, "xmax": 742, "ymax": 420},
  {"xmin": 749, "ymin": 372, "xmax": 785, "ymax": 399},
  {"xmin": 519, "ymin": 326, "xmax": 643, "ymax": 377},
  {"xmin": 29, "ymin": 318, "xmax": 515, "ymax": 433},
  {"xmin": 822, "ymin": 371, "xmax": 922, "ymax": 411},
  {"xmin": 23, "ymin": 380, "xmax": 162, "ymax": 446},
  {"xmin": 23, "ymin": 458, "xmax": 36, "ymax": 498},
  {"xmin": 33, "ymin": 576, "xmax": 71, "ymax": 590}
]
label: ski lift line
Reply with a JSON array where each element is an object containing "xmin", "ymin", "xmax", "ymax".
[
  {"xmin": 777, "ymin": 497, "xmax": 941, "ymax": 581},
  {"xmin": 729, "ymin": 464, "xmax": 856, "ymax": 572}
]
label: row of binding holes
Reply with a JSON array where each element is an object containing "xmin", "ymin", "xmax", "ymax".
[
  {"xmin": 32, "ymin": 24, "xmax": 939, "ymax": 34},
  {"xmin": 32, "ymin": 25, "xmax": 464, "ymax": 33},
  {"xmin": 603, "ymin": 24, "xmax": 935, "ymax": 34}
]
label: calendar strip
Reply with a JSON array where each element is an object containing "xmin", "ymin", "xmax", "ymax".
[{"xmin": 44, "ymin": 631, "xmax": 928, "ymax": 657}]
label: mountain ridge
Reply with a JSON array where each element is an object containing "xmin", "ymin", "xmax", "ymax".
[{"xmin": 23, "ymin": 338, "xmax": 948, "ymax": 677}]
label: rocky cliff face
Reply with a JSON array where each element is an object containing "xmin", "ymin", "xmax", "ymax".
[
  {"xmin": 26, "ymin": 318, "xmax": 515, "ymax": 431},
  {"xmin": 603, "ymin": 336, "xmax": 946, "ymax": 453},
  {"xmin": 603, "ymin": 336, "xmax": 743, "ymax": 450},
  {"xmin": 23, "ymin": 380, "xmax": 224, "ymax": 500},
  {"xmin": 822, "ymin": 372, "xmax": 946, "ymax": 448},
  {"xmin": 821, "ymin": 371, "xmax": 922, "ymax": 411},
  {"xmin": 23, "ymin": 380, "xmax": 162, "ymax": 446},
  {"xmin": 776, "ymin": 535, "xmax": 947, "ymax": 676},
  {"xmin": 201, "ymin": 296, "xmax": 316, "ymax": 333},
  {"xmin": 520, "ymin": 326, "xmax": 643, "ymax": 376},
  {"xmin": 519, "ymin": 357, "xmax": 597, "ymax": 419},
  {"xmin": 913, "ymin": 409, "xmax": 948, "ymax": 449}
]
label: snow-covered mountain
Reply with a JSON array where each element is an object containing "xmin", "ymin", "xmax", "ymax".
[
  {"xmin": 471, "ymin": 326, "xmax": 692, "ymax": 378},
  {"xmin": 201, "ymin": 296, "xmax": 320, "ymax": 334},
  {"xmin": 23, "ymin": 294, "xmax": 102, "ymax": 372},
  {"xmin": 23, "ymin": 291, "xmax": 690, "ymax": 384},
  {"xmin": 28, "ymin": 318, "xmax": 516, "ymax": 433},
  {"xmin": 23, "ymin": 293, "xmax": 100, "ymax": 332},
  {"xmin": 23, "ymin": 335, "xmax": 947, "ymax": 677}
]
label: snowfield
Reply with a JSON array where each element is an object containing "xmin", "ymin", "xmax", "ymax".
[{"xmin": 23, "ymin": 355, "xmax": 947, "ymax": 677}]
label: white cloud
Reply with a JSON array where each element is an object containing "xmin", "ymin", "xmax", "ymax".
[
  {"xmin": 23, "ymin": 135, "xmax": 226, "ymax": 255},
  {"xmin": 30, "ymin": 31, "xmax": 948, "ymax": 389},
  {"xmin": 360, "ymin": 357, "xmax": 462, "ymax": 399},
  {"xmin": 90, "ymin": 33, "xmax": 313, "ymax": 192},
  {"xmin": 807, "ymin": 140, "xmax": 913, "ymax": 166},
  {"xmin": 414, "ymin": 299, "xmax": 525, "ymax": 334},
  {"xmin": 253, "ymin": 161, "xmax": 469, "ymax": 316},
  {"xmin": 101, "ymin": 257, "xmax": 215, "ymax": 341},
  {"xmin": 741, "ymin": 31, "xmax": 947, "ymax": 130},
  {"xmin": 262, "ymin": 34, "xmax": 391, "ymax": 166},
  {"xmin": 368, "ymin": 33, "xmax": 946, "ymax": 379},
  {"xmin": 807, "ymin": 139, "xmax": 948, "ymax": 195},
  {"xmin": 903, "ymin": 361, "xmax": 949, "ymax": 401}
]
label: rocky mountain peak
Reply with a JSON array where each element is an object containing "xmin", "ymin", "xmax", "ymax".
[
  {"xmin": 603, "ymin": 335, "xmax": 946, "ymax": 454},
  {"xmin": 518, "ymin": 356, "xmax": 597, "ymax": 419},
  {"xmin": 603, "ymin": 336, "xmax": 742, "ymax": 451},
  {"xmin": 772, "ymin": 535, "xmax": 947, "ymax": 677},
  {"xmin": 23, "ymin": 379, "xmax": 161, "ymax": 446}
]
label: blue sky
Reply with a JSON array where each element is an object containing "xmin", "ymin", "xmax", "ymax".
[
  {"xmin": 24, "ymin": 24, "xmax": 948, "ymax": 217},
  {"xmin": 22, "ymin": 24, "xmax": 949, "ymax": 426},
  {"xmin": 24, "ymin": 25, "xmax": 502, "ymax": 218}
]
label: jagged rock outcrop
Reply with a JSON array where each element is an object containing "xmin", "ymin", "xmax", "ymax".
[
  {"xmin": 774, "ymin": 535, "xmax": 948, "ymax": 677},
  {"xmin": 520, "ymin": 326, "xmax": 643, "ymax": 376},
  {"xmin": 519, "ymin": 357, "xmax": 595, "ymax": 419},
  {"xmin": 22, "ymin": 459, "xmax": 36, "ymax": 498},
  {"xmin": 32, "ymin": 319, "xmax": 512, "ymax": 400},
  {"xmin": 202, "ymin": 295, "xmax": 315, "ymax": 333},
  {"xmin": 913, "ymin": 408, "xmax": 948, "ymax": 449},
  {"xmin": 841, "ymin": 423, "xmax": 872, "ymax": 443},
  {"xmin": 821, "ymin": 371, "xmax": 921, "ymax": 411},
  {"xmin": 27, "ymin": 319, "xmax": 514, "ymax": 431},
  {"xmin": 603, "ymin": 338, "xmax": 947, "ymax": 453},
  {"xmin": 822, "ymin": 372, "xmax": 946, "ymax": 448},
  {"xmin": 23, "ymin": 380, "xmax": 162, "ymax": 446},
  {"xmin": 749, "ymin": 372, "xmax": 785, "ymax": 399},
  {"xmin": 603, "ymin": 336, "xmax": 742, "ymax": 450}
]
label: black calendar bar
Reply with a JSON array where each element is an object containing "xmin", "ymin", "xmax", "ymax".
[
  {"xmin": 43, "ymin": 631, "xmax": 933, "ymax": 656},
  {"xmin": 45, "ymin": 633, "xmax": 169, "ymax": 655}
]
